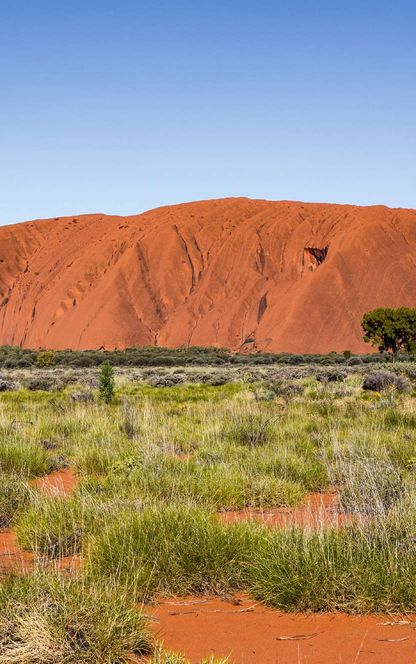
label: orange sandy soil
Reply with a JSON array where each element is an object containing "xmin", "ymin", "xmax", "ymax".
[
  {"xmin": 0, "ymin": 529, "xmax": 35, "ymax": 575},
  {"xmin": 218, "ymin": 491, "xmax": 359, "ymax": 529},
  {"xmin": 31, "ymin": 467, "xmax": 79, "ymax": 498},
  {"xmin": 0, "ymin": 468, "xmax": 80, "ymax": 576},
  {"xmin": 148, "ymin": 595, "xmax": 416, "ymax": 664}
]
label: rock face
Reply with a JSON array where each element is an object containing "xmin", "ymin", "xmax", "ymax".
[{"xmin": 0, "ymin": 197, "xmax": 415, "ymax": 353}]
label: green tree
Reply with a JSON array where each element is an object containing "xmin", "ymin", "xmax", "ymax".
[
  {"xmin": 99, "ymin": 362, "xmax": 115, "ymax": 403},
  {"xmin": 362, "ymin": 307, "xmax": 416, "ymax": 360}
]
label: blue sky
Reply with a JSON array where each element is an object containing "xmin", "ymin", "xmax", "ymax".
[{"xmin": 1, "ymin": 0, "xmax": 415, "ymax": 225}]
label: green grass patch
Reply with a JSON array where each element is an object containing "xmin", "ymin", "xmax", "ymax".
[
  {"xmin": 15, "ymin": 495, "xmax": 92, "ymax": 558},
  {"xmin": 86, "ymin": 504, "xmax": 259, "ymax": 599}
]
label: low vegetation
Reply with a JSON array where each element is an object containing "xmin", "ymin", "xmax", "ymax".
[
  {"xmin": 0, "ymin": 357, "xmax": 415, "ymax": 661},
  {"xmin": 1, "ymin": 343, "xmax": 414, "ymax": 370},
  {"xmin": 150, "ymin": 646, "xmax": 229, "ymax": 663},
  {"xmin": 0, "ymin": 574, "xmax": 152, "ymax": 663}
]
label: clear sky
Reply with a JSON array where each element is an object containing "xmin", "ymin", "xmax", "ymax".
[{"xmin": 1, "ymin": 0, "xmax": 415, "ymax": 225}]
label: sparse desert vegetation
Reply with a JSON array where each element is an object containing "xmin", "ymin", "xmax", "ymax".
[
  {"xmin": 0, "ymin": 354, "xmax": 415, "ymax": 661},
  {"xmin": 2, "ymin": 0, "xmax": 416, "ymax": 653}
]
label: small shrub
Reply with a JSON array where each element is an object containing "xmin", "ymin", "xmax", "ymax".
[
  {"xmin": 391, "ymin": 363, "xmax": 416, "ymax": 381},
  {"xmin": 16, "ymin": 358, "xmax": 34, "ymax": 368},
  {"xmin": 36, "ymin": 350, "xmax": 56, "ymax": 367},
  {"xmin": 99, "ymin": 363, "xmax": 115, "ymax": 403},
  {"xmin": 268, "ymin": 381, "xmax": 304, "ymax": 399},
  {"xmin": 25, "ymin": 376, "xmax": 55, "ymax": 391},
  {"xmin": 180, "ymin": 370, "xmax": 231, "ymax": 385},
  {"xmin": 148, "ymin": 373, "xmax": 185, "ymax": 387},
  {"xmin": 0, "ymin": 378, "xmax": 17, "ymax": 392},
  {"xmin": 363, "ymin": 371, "xmax": 410, "ymax": 393},
  {"xmin": 316, "ymin": 369, "xmax": 347, "ymax": 383},
  {"xmin": 339, "ymin": 458, "xmax": 405, "ymax": 516},
  {"xmin": 254, "ymin": 388, "xmax": 277, "ymax": 402},
  {"xmin": 204, "ymin": 371, "xmax": 230, "ymax": 386},
  {"xmin": 347, "ymin": 356, "xmax": 363, "ymax": 366},
  {"xmin": 121, "ymin": 401, "xmax": 139, "ymax": 439}
]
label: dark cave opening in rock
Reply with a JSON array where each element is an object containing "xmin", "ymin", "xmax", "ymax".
[{"xmin": 304, "ymin": 246, "xmax": 328, "ymax": 269}]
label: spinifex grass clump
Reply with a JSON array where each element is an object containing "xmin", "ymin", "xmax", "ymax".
[
  {"xmin": 85, "ymin": 499, "xmax": 416, "ymax": 613},
  {"xmin": 86, "ymin": 504, "xmax": 260, "ymax": 599},
  {"xmin": 224, "ymin": 409, "xmax": 275, "ymax": 447},
  {"xmin": 96, "ymin": 457, "xmax": 305, "ymax": 510},
  {"xmin": 15, "ymin": 494, "xmax": 93, "ymax": 558},
  {"xmin": 120, "ymin": 399, "xmax": 140, "ymax": 439},
  {"xmin": 0, "ymin": 437, "xmax": 52, "ymax": 477},
  {"xmin": 338, "ymin": 456, "xmax": 404, "ymax": 516},
  {"xmin": 0, "ymin": 473, "xmax": 30, "ymax": 527},
  {"xmin": 0, "ymin": 573, "xmax": 152, "ymax": 664},
  {"xmin": 248, "ymin": 514, "xmax": 416, "ymax": 613}
]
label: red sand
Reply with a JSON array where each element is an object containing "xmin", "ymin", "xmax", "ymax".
[
  {"xmin": 31, "ymin": 467, "xmax": 79, "ymax": 498},
  {"xmin": 0, "ymin": 529, "xmax": 35, "ymax": 574},
  {"xmin": 150, "ymin": 595, "xmax": 416, "ymax": 664},
  {"xmin": 1, "ymin": 198, "xmax": 416, "ymax": 353},
  {"xmin": 219, "ymin": 491, "xmax": 359, "ymax": 529}
]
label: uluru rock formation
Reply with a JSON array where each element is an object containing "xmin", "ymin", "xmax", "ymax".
[{"xmin": 0, "ymin": 197, "xmax": 415, "ymax": 353}]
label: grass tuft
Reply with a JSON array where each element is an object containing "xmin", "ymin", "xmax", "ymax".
[{"xmin": 0, "ymin": 573, "xmax": 152, "ymax": 663}]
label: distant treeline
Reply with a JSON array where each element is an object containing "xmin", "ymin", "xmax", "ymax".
[{"xmin": 0, "ymin": 345, "xmax": 414, "ymax": 369}]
